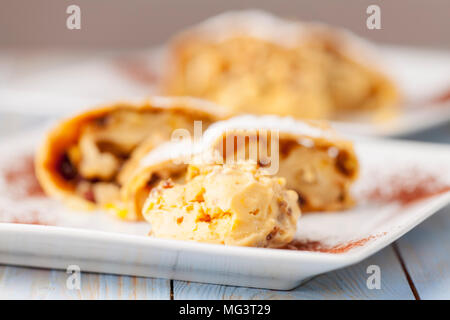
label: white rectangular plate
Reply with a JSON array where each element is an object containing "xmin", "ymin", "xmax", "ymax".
[{"xmin": 0, "ymin": 130, "xmax": 449, "ymax": 290}]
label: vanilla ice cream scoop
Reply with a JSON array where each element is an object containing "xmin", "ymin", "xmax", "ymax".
[{"xmin": 143, "ymin": 161, "xmax": 301, "ymax": 248}]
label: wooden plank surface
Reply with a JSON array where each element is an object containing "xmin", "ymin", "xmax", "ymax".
[
  {"xmin": 0, "ymin": 265, "xmax": 171, "ymax": 300},
  {"xmin": 0, "ymin": 246, "xmax": 413, "ymax": 300},
  {"xmin": 395, "ymin": 205, "xmax": 450, "ymax": 300},
  {"xmin": 173, "ymin": 245, "xmax": 414, "ymax": 300}
]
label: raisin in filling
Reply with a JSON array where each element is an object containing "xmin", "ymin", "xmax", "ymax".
[{"xmin": 58, "ymin": 153, "xmax": 78, "ymax": 181}]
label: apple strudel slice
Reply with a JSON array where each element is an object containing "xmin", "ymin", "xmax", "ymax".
[
  {"xmin": 162, "ymin": 10, "xmax": 399, "ymax": 120},
  {"xmin": 35, "ymin": 97, "xmax": 227, "ymax": 211},
  {"xmin": 121, "ymin": 115, "xmax": 358, "ymax": 221}
]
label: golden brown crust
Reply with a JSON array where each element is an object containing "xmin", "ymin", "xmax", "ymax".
[{"xmin": 35, "ymin": 97, "xmax": 227, "ymax": 212}]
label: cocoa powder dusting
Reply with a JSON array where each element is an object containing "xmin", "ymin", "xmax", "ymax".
[
  {"xmin": 3, "ymin": 155, "xmax": 45, "ymax": 198},
  {"xmin": 0, "ymin": 208, "xmax": 53, "ymax": 226},
  {"xmin": 432, "ymin": 89, "xmax": 450, "ymax": 104},
  {"xmin": 114, "ymin": 57, "xmax": 159, "ymax": 86},
  {"xmin": 282, "ymin": 233, "xmax": 385, "ymax": 254},
  {"xmin": 365, "ymin": 169, "xmax": 450, "ymax": 206},
  {"xmin": 9, "ymin": 211, "xmax": 47, "ymax": 225}
]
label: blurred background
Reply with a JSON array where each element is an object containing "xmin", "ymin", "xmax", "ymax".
[
  {"xmin": 1, "ymin": 0, "xmax": 450, "ymax": 50},
  {"xmin": 0, "ymin": 0, "xmax": 449, "ymax": 142}
]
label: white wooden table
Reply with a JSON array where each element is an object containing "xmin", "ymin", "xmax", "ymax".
[{"xmin": 0, "ymin": 112, "xmax": 449, "ymax": 299}]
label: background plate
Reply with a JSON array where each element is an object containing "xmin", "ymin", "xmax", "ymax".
[{"xmin": 0, "ymin": 46, "xmax": 449, "ymax": 137}]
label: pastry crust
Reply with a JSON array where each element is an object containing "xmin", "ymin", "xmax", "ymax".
[
  {"xmin": 162, "ymin": 10, "xmax": 399, "ymax": 120},
  {"xmin": 205, "ymin": 116, "xmax": 359, "ymax": 212},
  {"xmin": 122, "ymin": 115, "xmax": 359, "ymax": 221},
  {"xmin": 35, "ymin": 96, "xmax": 228, "ymax": 212}
]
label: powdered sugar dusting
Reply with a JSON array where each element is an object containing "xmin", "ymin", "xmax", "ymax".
[
  {"xmin": 186, "ymin": 10, "xmax": 307, "ymax": 48},
  {"xmin": 139, "ymin": 115, "xmax": 344, "ymax": 169},
  {"xmin": 176, "ymin": 10, "xmax": 387, "ymax": 70},
  {"xmin": 203, "ymin": 115, "xmax": 341, "ymax": 145},
  {"xmin": 139, "ymin": 140, "xmax": 194, "ymax": 168}
]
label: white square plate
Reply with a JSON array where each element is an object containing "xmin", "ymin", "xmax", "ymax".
[{"xmin": 0, "ymin": 129, "xmax": 449, "ymax": 290}]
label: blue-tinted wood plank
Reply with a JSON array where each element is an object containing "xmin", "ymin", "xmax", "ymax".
[
  {"xmin": 396, "ymin": 205, "xmax": 450, "ymax": 299},
  {"xmin": 0, "ymin": 265, "xmax": 171, "ymax": 299},
  {"xmin": 173, "ymin": 245, "xmax": 414, "ymax": 300}
]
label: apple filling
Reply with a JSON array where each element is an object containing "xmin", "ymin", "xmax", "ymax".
[{"xmin": 55, "ymin": 109, "xmax": 205, "ymax": 206}]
